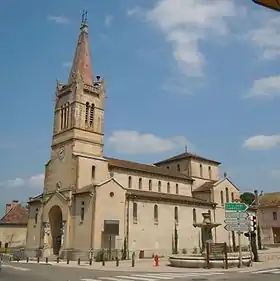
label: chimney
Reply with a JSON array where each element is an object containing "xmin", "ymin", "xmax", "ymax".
[{"xmin": 5, "ymin": 200, "xmax": 19, "ymax": 214}]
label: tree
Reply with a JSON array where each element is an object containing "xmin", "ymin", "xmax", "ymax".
[{"xmin": 240, "ymin": 192, "xmax": 255, "ymax": 205}]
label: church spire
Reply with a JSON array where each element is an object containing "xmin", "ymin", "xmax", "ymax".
[{"xmin": 68, "ymin": 10, "xmax": 94, "ymax": 86}]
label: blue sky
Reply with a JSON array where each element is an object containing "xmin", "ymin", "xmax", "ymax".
[{"xmin": 1, "ymin": 0, "xmax": 280, "ymax": 215}]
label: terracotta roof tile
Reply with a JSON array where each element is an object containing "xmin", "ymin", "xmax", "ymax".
[
  {"xmin": 193, "ymin": 181, "xmax": 217, "ymax": 192},
  {"xmin": 106, "ymin": 157, "xmax": 193, "ymax": 181},
  {"xmin": 259, "ymin": 192, "xmax": 280, "ymax": 207},
  {"xmin": 154, "ymin": 152, "xmax": 221, "ymax": 165},
  {"xmin": 0, "ymin": 203, "xmax": 28, "ymax": 225}
]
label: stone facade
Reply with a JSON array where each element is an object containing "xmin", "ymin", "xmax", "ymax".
[
  {"xmin": 258, "ymin": 192, "xmax": 280, "ymax": 245},
  {"xmin": 25, "ymin": 19, "xmax": 249, "ymax": 260}
]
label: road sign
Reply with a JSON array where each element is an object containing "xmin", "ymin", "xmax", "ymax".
[
  {"xmin": 225, "ymin": 211, "xmax": 249, "ymax": 219},
  {"xmin": 224, "ymin": 202, "xmax": 248, "ymax": 212},
  {"xmin": 224, "ymin": 218, "xmax": 249, "ymax": 224},
  {"xmin": 224, "ymin": 224, "xmax": 249, "ymax": 232},
  {"xmin": 253, "ymin": 0, "xmax": 280, "ymax": 12}
]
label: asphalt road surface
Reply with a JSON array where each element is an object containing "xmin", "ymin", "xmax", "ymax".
[{"xmin": 1, "ymin": 262, "xmax": 280, "ymax": 281}]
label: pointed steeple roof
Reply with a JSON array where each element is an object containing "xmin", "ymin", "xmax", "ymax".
[{"xmin": 68, "ymin": 11, "xmax": 94, "ymax": 86}]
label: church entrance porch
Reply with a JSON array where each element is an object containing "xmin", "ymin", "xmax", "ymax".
[{"xmin": 48, "ymin": 205, "xmax": 65, "ymax": 255}]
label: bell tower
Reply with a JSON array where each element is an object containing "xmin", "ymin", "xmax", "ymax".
[{"xmin": 52, "ymin": 11, "xmax": 105, "ymax": 157}]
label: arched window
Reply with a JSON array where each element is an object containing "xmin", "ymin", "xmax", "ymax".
[
  {"xmin": 133, "ymin": 202, "xmax": 137, "ymax": 223},
  {"xmin": 220, "ymin": 190, "xmax": 224, "ymax": 205},
  {"xmin": 154, "ymin": 205, "xmax": 158, "ymax": 223},
  {"xmin": 128, "ymin": 176, "xmax": 132, "ymax": 188},
  {"xmin": 167, "ymin": 182, "xmax": 170, "ymax": 193},
  {"xmin": 158, "ymin": 181, "xmax": 161, "ymax": 192},
  {"xmin": 208, "ymin": 210, "xmax": 211, "ymax": 221},
  {"xmin": 176, "ymin": 184, "xmax": 179, "ymax": 194},
  {"xmin": 85, "ymin": 102, "xmax": 90, "ymax": 125},
  {"xmin": 35, "ymin": 208, "xmax": 39, "ymax": 225},
  {"xmin": 177, "ymin": 164, "xmax": 180, "ymax": 172},
  {"xmin": 208, "ymin": 166, "xmax": 212, "ymax": 179},
  {"xmin": 231, "ymin": 192, "xmax": 234, "ymax": 202},
  {"xmin": 199, "ymin": 164, "xmax": 203, "ymax": 177},
  {"xmin": 60, "ymin": 106, "xmax": 64, "ymax": 129},
  {"xmin": 149, "ymin": 179, "xmax": 152, "ymax": 191},
  {"xmin": 226, "ymin": 187, "xmax": 229, "ymax": 203},
  {"xmin": 63, "ymin": 104, "xmax": 67, "ymax": 129},
  {"xmin": 138, "ymin": 178, "xmax": 142, "ymax": 190},
  {"xmin": 193, "ymin": 208, "xmax": 197, "ymax": 224},
  {"xmin": 90, "ymin": 103, "xmax": 94, "ymax": 127},
  {"xmin": 174, "ymin": 206, "xmax": 178, "ymax": 223}
]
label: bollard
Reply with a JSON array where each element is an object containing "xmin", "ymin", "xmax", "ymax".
[
  {"xmin": 45, "ymin": 257, "xmax": 48, "ymax": 263},
  {"xmin": 37, "ymin": 257, "xmax": 40, "ymax": 263},
  {"xmin": 26, "ymin": 257, "xmax": 29, "ymax": 263},
  {"xmin": 116, "ymin": 256, "xmax": 119, "ymax": 267},
  {"xmin": 102, "ymin": 259, "xmax": 105, "ymax": 266},
  {"xmin": 78, "ymin": 258, "xmax": 81, "ymax": 265},
  {"xmin": 154, "ymin": 255, "xmax": 159, "ymax": 267},
  {"xmin": 132, "ymin": 252, "xmax": 135, "ymax": 267},
  {"xmin": 67, "ymin": 259, "xmax": 70, "ymax": 264},
  {"xmin": 56, "ymin": 257, "xmax": 59, "ymax": 263},
  {"xmin": 89, "ymin": 258, "xmax": 92, "ymax": 265}
]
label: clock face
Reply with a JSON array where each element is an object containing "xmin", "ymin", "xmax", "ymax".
[{"xmin": 58, "ymin": 146, "xmax": 65, "ymax": 160}]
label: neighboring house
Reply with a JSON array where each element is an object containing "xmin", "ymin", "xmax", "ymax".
[
  {"xmin": 0, "ymin": 201, "xmax": 28, "ymax": 249},
  {"xmin": 258, "ymin": 192, "xmax": 280, "ymax": 245},
  {"xmin": 25, "ymin": 17, "xmax": 247, "ymax": 260}
]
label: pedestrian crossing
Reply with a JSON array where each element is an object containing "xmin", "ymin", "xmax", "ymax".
[
  {"xmin": 240, "ymin": 268, "xmax": 280, "ymax": 275},
  {"xmin": 80, "ymin": 272, "xmax": 226, "ymax": 281}
]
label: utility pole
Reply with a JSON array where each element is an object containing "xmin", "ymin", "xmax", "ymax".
[{"xmin": 254, "ymin": 190, "xmax": 262, "ymax": 250}]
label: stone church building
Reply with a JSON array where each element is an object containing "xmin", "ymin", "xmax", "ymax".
[{"xmin": 25, "ymin": 18, "xmax": 247, "ymax": 259}]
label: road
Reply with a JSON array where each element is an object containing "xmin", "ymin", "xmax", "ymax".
[{"xmin": 1, "ymin": 262, "xmax": 280, "ymax": 281}]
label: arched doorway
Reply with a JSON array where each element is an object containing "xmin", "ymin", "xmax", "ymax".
[{"xmin": 48, "ymin": 205, "xmax": 63, "ymax": 255}]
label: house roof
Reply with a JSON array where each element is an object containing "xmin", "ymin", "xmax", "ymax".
[
  {"xmin": 154, "ymin": 152, "xmax": 221, "ymax": 165},
  {"xmin": 0, "ymin": 203, "xmax": 28, "ymax": 225},
  {"xmin": 125, "ymin": 189, "xmax": 216, "ymax": 207},
  {"xmin": 259, "ymin": 192, "xmax": 280, "ymax": 207},
  {"xmin": 106, "ymin": 157, "xmax": 193, "ymax": 181},
  {"xmin": 193, "ymin": 181, "xmax": 217, "ymax": 192}
]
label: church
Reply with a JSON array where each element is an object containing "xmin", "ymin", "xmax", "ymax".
[{"xmin": 25, "ymin": 17, "xmax": 248, "ymax": 260}]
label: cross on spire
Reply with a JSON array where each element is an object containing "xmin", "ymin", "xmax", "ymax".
[{"xmin": 81, "ymin": 10, "xmax": 88, "ymax": 27}]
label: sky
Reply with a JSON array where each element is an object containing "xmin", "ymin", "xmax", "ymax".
[{"xmin": 1, "ymin": 0, "xmax": 280, "ymax": 215}]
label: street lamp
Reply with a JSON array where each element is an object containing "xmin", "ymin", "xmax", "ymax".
[{"xmin": 253, "ymin": 0, "xmax": 280, "ymax": 11}]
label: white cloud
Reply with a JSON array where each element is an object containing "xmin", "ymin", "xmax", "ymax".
[
  {"xmin": 47, "ymin": 16, "xmax": 70, "ymax": 25},
  {"xmin": 0, "ymin": 173, "xmax": 44, "ymax": 189},
  {"xmin": 243, "ymin": 135, "xmax": 280, "ymax": 150},
  {"xmin": 249, "ymin": 16, "xmax": 280, "ymax": 59},
  {"xmin": 127, "ymin": 7, "xmax": 142, "ymax": 17},
  {"xmin": 104, "ymin": 15, "xmax": 114, "ymax": 27},
  {"xmin": 246, "ymin": 76, "xmax": 280, "ymax": 99},
  {"xmin": 142, "ymin": 0, "xmax": 240, "ymax": 77},
  {"xmin": 271, "ymin": 169, "xmax": 280, "ymax": 178},
  {"xmin": 107, "ymin": 130, "xmax": 193, "ymax": 154}
]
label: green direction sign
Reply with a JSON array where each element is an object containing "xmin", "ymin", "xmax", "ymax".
[{"xmin": 224, "ymin": 202, "xmax": 248, "ymax": 212}]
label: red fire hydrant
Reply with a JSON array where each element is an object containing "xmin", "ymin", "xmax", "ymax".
[{"xmin": 154, "ymin": 254, "xmax": 159, "ymax": 267}]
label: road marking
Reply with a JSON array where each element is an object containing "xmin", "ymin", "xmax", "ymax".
[
  {"xmin": 99, "ymin": 277, "xmax": 132, "ymax": 281},
  {"xmin": 252, "ymin": 269, "xmax": 280, "ymax": 274},
  {"xmin": 81, "ymin": 279, "xmax": 100, "ymax": 281},
  {"xmin": 272, "ymin": 270, "xmax": 280, "ymax": 274},
  {"xmin": 2, "ymin": 264, "xmax": 30, "ymax": 271},
  {"xmin": 117, "ymin": 276, "xmax": 157, "ymax": 281},
  {"xmin": 134, "ymin": 274, "xmax": 173, "ymax": 280}
]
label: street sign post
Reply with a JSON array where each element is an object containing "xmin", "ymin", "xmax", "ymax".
[
  {"xmin": 224, "ymin": 202, "xmax": 248, "ymax": 212},
  {"xmin": 253, "ymin": 0, "xmax": 280, "ymax": 12},
  {"xmin": 225, "ymin": 211, "xmax": 249, "ymax": 219},
  {"xmin": 224, "ymin": 218, "xmax": 249, "ymax": 224},
  {"xmin": 224, "ymin": 224, "xmax": 249, "ymax": 232}
]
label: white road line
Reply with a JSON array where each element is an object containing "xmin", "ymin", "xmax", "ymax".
[
  {"xmin": 252, "ymin": 269, "xmax": 280, "ymax": 274},
  {"xmin": 137, "ymin": 274, "xmax": 174, "ymax": 279},
  {"xmin": 99, "ymin": 277, "xmax": 132, "ymax": 281},
  {"xmin": 2, "ymin": 264, "xmax": 30, "ymax": 271},
  {"xmin": 272, "ymin": 270, "xmax": 280, "ymax": 274},
  {"xmin": 81, "ymin": 279, "xmax": 100, "ymax": 281},
  {"xmin": 117, "ymin": 276, "xmax": 157, "ymax": 281}
]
